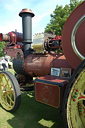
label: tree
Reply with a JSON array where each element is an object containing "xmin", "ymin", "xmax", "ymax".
[
  {"xmin": 70, "ymin": 0, "xmax": 82, "ymax": 12},
  {"xmin": 44, "ymin": 0, "xmax": 83, "ymax": 36},
  {"xmin": 0, "ymin": 41, "xmax": 5, "ymax": 57}
]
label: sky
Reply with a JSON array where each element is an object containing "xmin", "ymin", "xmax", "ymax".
[{"xmin": 0, "ymin": 0, "xmax": 70, "ymax": 36}]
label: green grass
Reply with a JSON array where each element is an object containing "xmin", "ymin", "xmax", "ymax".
[
  {"xmin": 0, "ymin": 91, "xmax": 64, "ymax": 128},
  {"xmin": 7, "ymin": 69, "xmax": 15, "ymax": 75},
  {"xmin": 0, "ymin": 69, "xmax": 64, "ymax": 128}
]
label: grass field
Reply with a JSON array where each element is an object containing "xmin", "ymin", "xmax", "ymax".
[{"xmin": 0, "ymin": 69, "xmax": 64, "ymax": 128}]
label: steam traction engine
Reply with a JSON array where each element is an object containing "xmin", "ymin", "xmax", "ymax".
[{"xmin": 0, "ymin": 1, "xmax": 85, "ymax": 128}]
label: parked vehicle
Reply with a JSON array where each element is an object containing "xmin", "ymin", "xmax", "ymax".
[{"xmin": 0, "ymin": 2, "xmax": 85, "ymax": 128}]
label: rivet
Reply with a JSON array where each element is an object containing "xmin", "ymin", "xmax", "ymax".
[
  {"xmin": 74, "ymin": 95, "xmax": 77, "ymax": 98},
  {"xmin": 76, "ymin": 89, "xmax": 79, "ymax": 92},
  {"xmin": 75, "ymin": 92, "xmax": 78, "ymax": 95},
  {"xmin": 73, "ymin": 98, "xmax": 76, "ymax": 102}
]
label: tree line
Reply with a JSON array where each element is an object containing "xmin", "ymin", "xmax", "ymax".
[{"xmin": 44, "ymin": 0, "xmax": 83, "ymax": 36}]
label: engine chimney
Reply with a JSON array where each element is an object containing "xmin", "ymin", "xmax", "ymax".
[{"xmin": 19, "ymin": 8, "xmax": 35, "ymax": 57}]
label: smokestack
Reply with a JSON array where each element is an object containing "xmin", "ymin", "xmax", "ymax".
[{"xmin": 19, "ymin": 8, "xmax": 35, "ymax": 57}]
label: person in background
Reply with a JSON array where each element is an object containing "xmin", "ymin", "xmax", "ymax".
[{"xmin": 2, "ymin": 63, "xmax": 7, "ymax": 71}]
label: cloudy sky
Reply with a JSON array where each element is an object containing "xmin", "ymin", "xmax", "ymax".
[{"xmin": 0, "ymin": 0, "xmax": 70, "ymax": 35}]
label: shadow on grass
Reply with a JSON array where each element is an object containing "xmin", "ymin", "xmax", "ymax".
[{"xmin": 7, "ymin": 91, "xmax": 64, "ymax": 128}]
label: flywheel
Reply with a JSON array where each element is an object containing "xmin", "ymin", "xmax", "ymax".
[{"xmin": 63, "ymin": 60, "xmax": 85, "ymax": 128}]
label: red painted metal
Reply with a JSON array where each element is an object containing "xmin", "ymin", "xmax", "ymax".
[
  {"xmin": 4, "ymin": 48, "xmax": 23, "ymax": 58},
  {"xmin": 0, "ymin": 33, "xmax": 2, "ymax": 41},
  {"xmin": 8, "ymin": 32, "xmax": 23, "ymax": 44},
  {"xmin": 53, "ymin": 35, "xmax": 61, "ymax": 40},
  {"xmin": 35, "ymin": 75, "xmax": 68, "ymax": 108},
  {"xmin": 62, "ymin": 1, "xmax": 85, "ymax": 69},
  {"xmin": 35, "ymin": 82, "xmax": 60, "ymax": 108},
  {"xmin": 0, "ymin": 31, "xmax": 23, "ymax": 58},
  {"xmin": 0, "ymin": 32, "xmax": 23, "ymax": 44},
  {"xmin": 24, "ymin": 53, "xmax": 72, "ymax": 77}
]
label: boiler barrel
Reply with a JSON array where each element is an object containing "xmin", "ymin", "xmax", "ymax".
[{"xmin": 23, "ymin": 53, "xmax": 72, "ymax": 77}]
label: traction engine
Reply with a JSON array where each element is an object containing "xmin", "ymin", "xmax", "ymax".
[{"xmin": 0, "ymin": 2, "xmax": 85, "ymax": 128}]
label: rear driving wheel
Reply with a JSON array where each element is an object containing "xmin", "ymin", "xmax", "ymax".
[
  {"xmin": 0, "ymin": 71, "xmax": 21, "ymax": 112},
  {"xmin": 63, "ymin": 60, "xmax": 85, "ymax": 128}
]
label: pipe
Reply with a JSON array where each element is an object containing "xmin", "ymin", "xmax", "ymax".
[
  {"xmin": 19, "ymin": 9, "xmax": 35, "ymax": 57},
  {"xmin": 0, "ymin": 33, "xmax": 10, "ymax": 42}
]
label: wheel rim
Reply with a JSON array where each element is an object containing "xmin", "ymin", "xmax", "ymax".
[
  {"xmin": 67, "ymin": 69, "xmax": 85, "ymax": 128},
  {"xmin": 0, "ymin": 73, "xmax": 15, "ymax": 111}
]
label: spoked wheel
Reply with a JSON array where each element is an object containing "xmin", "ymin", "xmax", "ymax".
[
  {"xmin": 0, "ymin": 71, "xmax": 21, "ymax": 112},
  {"xmin": 63, "ymin": 60, "xmax": 85, "ymax": 128}
]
